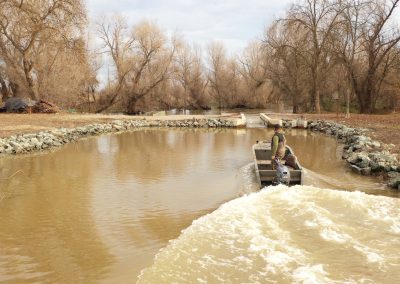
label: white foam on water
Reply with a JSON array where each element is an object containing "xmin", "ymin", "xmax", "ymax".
[
  {"xmin": 137, "ymin": 186, "xmax": 400, "ymax": 283},
  {"xmin": 292, "ymin": 264, "xmax": 332, "ymax": 284},
  {"xmin": 353, "ymin": 244, "xmax": 384, "ymax": 264},
  {"xmin": 320, "ymin": 228, "xmax": 351, "ymax": 244},
  {"xmin": 390, "ymin": 223, "xmax": 400, "ymax": 234}
]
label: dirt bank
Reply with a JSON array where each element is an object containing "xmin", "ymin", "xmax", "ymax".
[
  {"xmin": 0, "ymin": 113, "xmax": 237, "ymax": 138},
  {"xmin": 2, "ymin": 112, "xmax": 398, "ymax": 151},
  {"xmin": 266, "ymin": 113, "xmax": 400, "ymax": 154}
]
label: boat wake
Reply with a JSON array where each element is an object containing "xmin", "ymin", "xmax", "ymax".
[
  {"xmin": 236, "ymin": 163, "xmax": 260, "ymax": 196},
  {"xmin": 302, "ymin": 168, "xmax": 387, "ymax": 193},
  {"xmin": 138, "ymin": 185, "xmax": 400, "ymax": 283}
]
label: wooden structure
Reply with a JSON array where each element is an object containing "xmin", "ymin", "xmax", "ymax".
[{"xmin": 252, "ymin": 141, "xmax": 303, "ymax": 188}]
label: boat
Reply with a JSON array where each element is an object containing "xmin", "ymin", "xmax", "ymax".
[{"xmin": 252, "ymin": 141, "xmax": 303, "ymax": 188}]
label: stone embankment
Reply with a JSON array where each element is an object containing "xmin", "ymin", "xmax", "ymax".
[
  {"xmin": 1, "ymin": 115, "xmax": 398, "ymax": 190},
  {"xmin": 0, "ymin": 118, "xmax": 237, "ymax": 156},
  {"xmin": 308, "ymin": 120, "xmax": 400, "ymax": 190}
]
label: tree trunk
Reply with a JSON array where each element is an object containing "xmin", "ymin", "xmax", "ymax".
[
  {"xmin": 23, "ymin": 58, "xmax": 39, "ymax": 100},
  {"xmin": 359, "ymin": 94, "xmax": 373, "ymax": 113},
  {"xmin": 310, "ymin": 68, "xmax": 321, "ymax": 114},
  {"xmin": 315, "ymin": 89, "xmax": 321, "ymax": 114},
  {"xmin": 0, "ymin": 77, "xmax": 9, "ymax": 102},
  {"xmin": 358, "ymin": 81, "xmax": 374, "ymax": 114},
  {"xmin": 292, "ymin": 95, "xmax": 299, "ymax": 114},
  {"xmin": 358, "ymin": 52, "xmax": 377, "ymax": 114},
  {"xmin": 127, "ymin": 96, "xmax": 138, "ymax": 114},
  {"xmin": 276, "ymin": 99, "xmax": 283, "ymax": 113},
  {"xmin": 9, "ymin": 82, "xmax": 19, "ymax": 97},
  {"xmin": 345, "ymin": 89, "xmax": 350, "ymax": 118}
]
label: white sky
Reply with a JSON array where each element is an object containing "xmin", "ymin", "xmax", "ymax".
[
  {"xmin": 86, "ymin": 0, "xmax": 293, "ymax": 54},
  {"xmin": 86, "ymin": 0, "xmax": 400, "ymax": 85}
]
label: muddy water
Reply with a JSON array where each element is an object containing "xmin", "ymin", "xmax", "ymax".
[
  {"xmin": 0, "ymin": 128, "xmax": 398, "ymax": 283},
  {"xmin": 138, "ymin": 185, "xmax": 400, "ymax": 283}
]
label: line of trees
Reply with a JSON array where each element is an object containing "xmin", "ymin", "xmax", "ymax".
[
  {"xmin": 1, "ymin": 0, "xmax": 399, "ymax": 114},
  {"xmin": 265, "ymin": 0, "xmax": 400, "ymax": 113},
  {"xmin": 93, "ymin": 17, "xmax": 271, "ymax": 114},
  {"xmin": 0, "ymin": 0, "xmax": 97, "ymax": 108}
]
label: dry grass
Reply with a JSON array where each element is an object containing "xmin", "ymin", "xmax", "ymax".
[
  {"xmin": 0, "ymin": 112, "xmax": 228, "ymax": 138},
  {"xmin": 268, "ymin": 112, "xmax": 400, "ymax": 154},
  {"xmin": 1, "ymin": 112, "xmax": 399, "ymax": 154}
]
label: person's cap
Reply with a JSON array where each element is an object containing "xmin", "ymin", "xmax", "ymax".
[{"xmin": 274, "ymin": 124, "xmax": 282, "ymax": 130}]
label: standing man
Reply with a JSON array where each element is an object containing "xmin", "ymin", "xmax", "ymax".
[{"xmin": 271, "ymin": 124, "xmax": 286, "ymax": 169}]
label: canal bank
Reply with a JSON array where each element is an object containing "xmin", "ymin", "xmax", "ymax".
[
  {"xmin": 0, "ymin": 116, "xmax": 245, "ymax": 155},
  {"xmin": 307, "ymin": 120, "xmax": 399, "ymax": 190},
  {"xmin": 0, "ymin": 113, "xmax": 398, "ymax": 189}
]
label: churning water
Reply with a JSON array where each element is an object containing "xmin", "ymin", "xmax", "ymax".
[{"xmin": 138, "ymin": 183, "xmax": 400, "ymax": 283}]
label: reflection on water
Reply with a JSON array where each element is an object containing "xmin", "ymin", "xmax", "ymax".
[
  {"xmin": 0, "ymin": 128, "xmax": 395, "ymax": 283},
  {"xmin": 0, "ymin": 144, "xmax": 113, "ymax": 283}
]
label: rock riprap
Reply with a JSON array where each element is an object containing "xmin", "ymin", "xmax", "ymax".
[
  {"xmin": 0, "ymin": 118, "xmax": 236, "ymax": 155},
  {"xmin": 309, "ymin": 120, "xmax": 399, "ymax": 189}
]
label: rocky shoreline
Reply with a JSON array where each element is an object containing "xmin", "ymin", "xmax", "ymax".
[
  {"xmin": 0, "ymin": 118, "xmax": 237, "ymax": 155},
  {"xmin": 1, "ymin": 116, "xmax": 398, "ymax": 190},
  {"xmin": 308, "ymin": 120, "xmax": 399, "ymax": 190}
]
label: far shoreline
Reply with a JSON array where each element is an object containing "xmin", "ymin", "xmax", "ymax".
[
  {"xmin": 1, "ymin": 112, "xmax": 398, "ymax": 153},
  {"xmin": 0, "ymin": 111, "xmax": 398, "ymax": 190}
]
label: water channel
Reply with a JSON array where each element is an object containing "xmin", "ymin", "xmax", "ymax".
[{"xmin": 0, "ymin": 124, "xmax": 399, "ymax": 283}]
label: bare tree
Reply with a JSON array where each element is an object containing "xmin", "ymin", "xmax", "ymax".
[
  {"xmin": 96, "ymin": 15, "xmax": 135, "ymax": 112},
  {"xmin": 174, "ymin": 42, "xmax": 208, "ymax": 109},
  {"xmin": 331, "ymin": 0, "xmax": 400, "ymax": 113},
  {"xmin": 356, "ymin": 0, "xmax": 400, "ymax": 113},
  {"xmin": 331, "ymin": 0, "xmax": 366, "ymax": 116},
  {"xmin": 263, "ymin": 21, "xmax": 311, "ymax": 113},
  {"xmin": 97, "ymin": 18, "xmax": 176, "ymax": 113},
  {"xmin": 239, "ymin": 42, "xmax": 268, "ymax": 99},
  {"xmin": 285, "ymin": 0, "xmax": 344, "ymax": 113},
  {"xmin": 0, "ymin": 0, "xmax": 87, "ymax": 101},
  {"xmin": 208, "ymin": 42, "xmax": 228, "ymax": 110},
  {"xmin": 35, "ymin": 38, "xmax": 98, "ymax": 108},
  {"xmin": 125, "ymin": 21, "xmax": 176, "ymax": 113}
]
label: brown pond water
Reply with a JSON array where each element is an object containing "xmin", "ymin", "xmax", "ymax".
[{"xmin": 0, "ymin": 127, "xmax": 399, "ymax": 283}]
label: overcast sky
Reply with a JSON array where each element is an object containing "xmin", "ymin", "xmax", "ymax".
[{"xmin": 86, "ymin": 0, "xmax": 293, "ymax": 55}]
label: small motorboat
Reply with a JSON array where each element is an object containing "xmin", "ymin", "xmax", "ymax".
[{"xmin": 252, "ymin": 141, "xmax": 303, "ymax": 188}]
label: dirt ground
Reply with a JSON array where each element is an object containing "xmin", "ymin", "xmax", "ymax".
[
  {"xmin": 268, "ymin": 112, "xmax": 400, "ymax": 154},
  {"xmin": 1, "ymin": 112, "xmax": 399, "ymax": 154},
  {"xmin": 0, "ymin": 112, "xmax": 231, "ymax": 138}
]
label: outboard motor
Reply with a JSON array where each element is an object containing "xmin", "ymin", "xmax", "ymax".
[{"xmin": 275, "ymin": 161, "xmax": 291, "ymax": 185}]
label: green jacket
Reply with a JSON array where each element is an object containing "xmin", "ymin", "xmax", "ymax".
[{"xmin": 271, "ymin": 132, "xmax": 286, "ymax": 159}]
